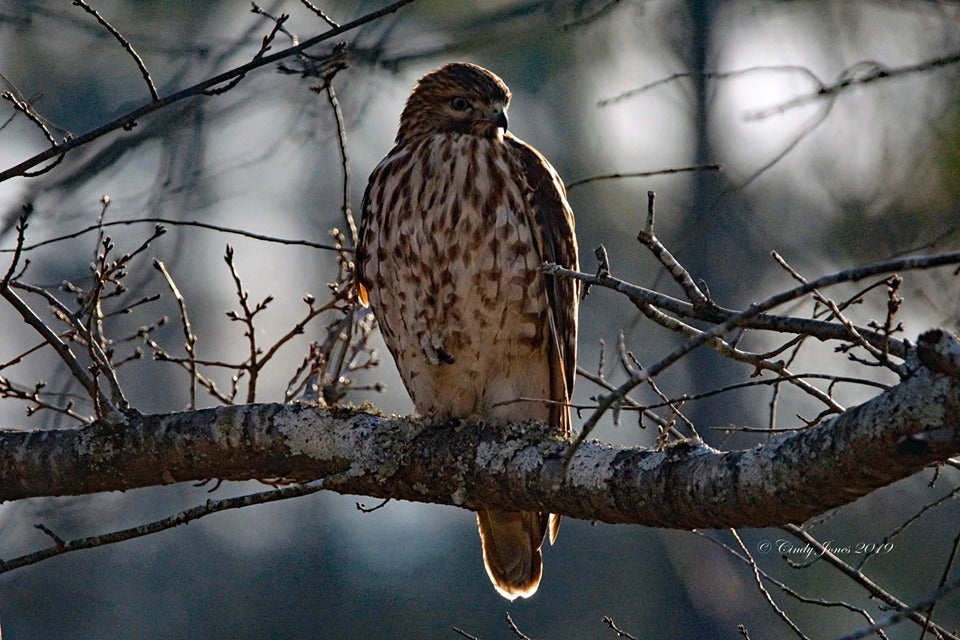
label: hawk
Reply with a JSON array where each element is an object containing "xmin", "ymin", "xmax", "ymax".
[{"xmin": 354, "ymin": 62, "xmax": 578, "ymax": 599}]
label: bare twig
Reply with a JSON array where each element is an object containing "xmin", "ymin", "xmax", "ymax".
[
  {"xmin": 7, "ymin": 211, "xmax": 163, "ymax": 423},
  {"xmin": 854, "ymin": 484, "xmax": 960, "ymax": 571},
  {"xmin": 72, "ymin": 0, "xmax": 159, "ymax": 101},
  {"xmin": 694, "ymin": 530, "xmax": 889, "ymax": 634},
  {"xmin": 553, "ymin": 245, "xmax": 960, "ymax": 468},
  {"xmin": 547, "ymin": 249, "xmax": 960, "ymax": 360},
  {"xmin": 598, "ymin": 53, "xmax": 960, "ymax": 115},
  {"xmin": 206, "ymin": 5, "xmax": 292, "ymax": 96},
  {"xmin": 320, "ymin": 82, "xmax": 358, "ymax": 244},
  {"xmin": 0, "ymin": 286, "xmax": 117, "ymax": 421},
  {"xmin": 638, "ymin": 191, "xmax": 709, "ymax": 308},
  {"xmin": 834, "ymin": 576, "xmax": 960, "ymax": 640},
  {"xmin": 257, "ymin": 293, "xmax": 336, "ymax": 368},
  {"xmin": 0, "ymin": 0, "xmax": 418, "ymax": 182},
  {"xmin": 635, "ymin": 300, "xmax": 845, "ymax": 414},
  {"xmin": 1, "ymin": 215, "xmax": 28, "ymax": 289},
  {"xmin": 602, "ymin": 616, "xmax": 640, "ymax": 639},
  {"xmin": 1, "ymin": 92, "xmax": 58, "ymax": 146},
  {"xmin": 563, "ymin": 271, "xmax": 835, "ymax": 471},
  {"xmin": 782, "ymin": 525, "xmax": 958, "ymax": 639},
  {"xmin": 575, "ymin": 365, "xmax": 678, "ymax": 436},
  {"xmin": 772, "ymin": 251, "xmax": 894, "ymax": 371},
  {"xmin": 0, "ymin": 377, "xmax": 87, "ymax": 422},
  {"xmin": 2, "ymin": 217, "xmax": 344, "ymax": 254},
  {"xmin": 505, "ymin": 614, "xmax": 533, "ymax": 640},
  {"xmin": 250, "ymin": 3, "xmax": 298, "ymax": 45},
  {"xmin": 285, "ymin": 341, "xmax": 326, "ymax": 402},
  {"xmin": 732, "ymin": 100, "xmax": 834, "ymax": 191},
  {"xmin": 731, "ymin": 529, "xmax": 810, "ymax": 639},
  {"xmin": 0, "ymin": 482, "xmax": 325, "ymax": 575},
  {"xmin": 566, "ymin": 162, "xmax": 722, "ymax": 189},
  {"xmin": 745, "ymin": 52, "xmax": 960, "ymax": 120},
  {"xmin": 299, "ymin": 0, "xmax": 339, "ymax": 30},
  {"xmin": 917, "ymin": 527, "xmax": 960, "ymax": 637},
  {"xmin": 224, "ymin": 245, "xmax": 270, "ymax": 403},
  {"xmin": 153, "ymin": 260, "xmax": 198, "ymax": 409},
  {"xmin": 599, "ymin": 64, "xmax": 822, "ymax": 107}
]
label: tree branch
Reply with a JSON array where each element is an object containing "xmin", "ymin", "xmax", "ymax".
[
  {"xmin": 0, "ymin": 0, "xmax": 417, "ymax": 183},
  {"xmin": 1, "ymin": 330, "xmax": 957, "ymax": 530}
]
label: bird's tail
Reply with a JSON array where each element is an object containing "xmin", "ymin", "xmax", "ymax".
[{"xmin": 477, "ymin": 510, "xmax": 557, "ymax": 600}]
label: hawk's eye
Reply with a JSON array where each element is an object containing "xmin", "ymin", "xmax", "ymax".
[{"xmin": 450, "ymin": 97, "xmax": 470, "ymax": 111}]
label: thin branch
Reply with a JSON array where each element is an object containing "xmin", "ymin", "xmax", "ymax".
[
  {"xmin": 153, "ymin": 260, "xmax": 198, "ymax": 409},
  {"xmin": 782, "ymin": 525, "xmax": 958, "ymax": 640},
  {"xmin": 838, "ymin": 579, "xmax": 960, "ymax": 640},
  {"xmin": 1, "ymin": 92, "xmax": 58, "ymax": 146},
  {"xmin": 0, "ymin": 0, "xmax": 418, "ymax": 182},
  {"xmin": 917, "ymin": 527, "xmax": 960, "ymax": 638},
  {"xmin": 300, "ymin": 0, "xmax": 340, "ymax": 29},
  {"xmin": 147, "ymin": 341, "xmax": 237, "ymax": 405},
  {"xmin": 566, "ymin": 162, "xmax": 722, "ymax": 190},
  {"xmin": 599, "ymin": 65, "xmax": 822, "ymax": 107},
  {"xmin": 2, "ymin": 217, "xmax": 344, "ymax": 254},
  {"xmin": 0, "ymin": 285, "xmax": 117, "ymax": 422},
  {"xmin": 746, "ymin": 52, "xmax": 960, "ymax": 120},
  {"xmin": 854, "ymin": 484, "xmax": 960, "ymax": 571},
  {"xmin": 0, "ymin": 482, "xmax": 324, "ymax": 575},
  {"xmin": 547, "ymin": 249, "xmax": 960, "ymax": 359},
  {"xmin": 638, "ymin": 191, "xmax": 709, "ymax": 308},
  {"xmin": 553, "ymin": 252, "xmax": 959, "ymax": 466},
  {"xmin": 602, "ymin": 616, "xmax": 640, "ymax": 640},
  {"xmin": 257, "ymin": 293, "xmax": 337, "ymax": 368},
  {"xmin": 731, "ymin": 529, "xmax": 810, "ymax": 640},
  {"xmin": 0, "ymin": 377, "xmax": 87, "ymax": 423},
  {"xmin": 634, "ymin": 297, "xmax": 845, "ymax": 413},
  {"xmin": 505, "ymin": 613, "xmax": 533, "ymax": 640},
  {"xmin": 771, "ymin": 251, "xmax": 894, "ymax": 371},
  {"xmin": 834, "ymin": 575, "xmax": 960, "ymax": 640},
  {"xmin": 321, "ymin": 82, "xmax": 358, "ymax": 244},
  {"xmin": 1, "ymin": 214, "xmax": 28, "ymax": 288},
  {"xmin": 72, "ymin": 0, "xmax": 159, "ymax": 101},
  {"xmin": 731, "ymin": 98, "xmax": 834, "ymax": 191},
  {"xmin": 0, "ymin": 340, "xmax": 50, "ymax": 373},
  {"xmin": 598, "ymin": 53, "xmax": 960, "ymax": 115},
  {"xmin": 206, "ymin": 5, "xmax": 292, "ymax": 96},
  {"xmin": 694, "ymin": 531, "xmax": 889, "ymax": 635},
  {"xmin": 574, "ymin": 366, "xmax": 674, "ymax": 433},
  {"xmin": 224, "ymin": 245, "xmax": 267, "ymax": 404}
]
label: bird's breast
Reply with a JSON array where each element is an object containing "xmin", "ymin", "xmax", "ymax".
[{"xmin": 363, "ymin": 134, "xmax": 552, "ymax": 421}]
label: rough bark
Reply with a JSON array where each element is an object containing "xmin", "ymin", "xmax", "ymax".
[{"xmin": 0, "ymin": 330, "xmax": 957, "ymax": 529}]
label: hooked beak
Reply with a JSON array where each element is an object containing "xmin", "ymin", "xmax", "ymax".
[{"xmin": 493, "ymin": 109, "xmax": 508, "ymax": 131}]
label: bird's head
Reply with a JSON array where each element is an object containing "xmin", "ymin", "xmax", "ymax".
[{"xmin": 396, "ymin": 62, "xmax": 511, "ymax": 145}]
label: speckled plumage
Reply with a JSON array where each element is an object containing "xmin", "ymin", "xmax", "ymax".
[{"xmin": 354, "ymin": 62, "xmax": 578, "ymax": 599}]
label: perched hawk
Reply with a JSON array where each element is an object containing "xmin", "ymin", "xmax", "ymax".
[{"xmin": 354, "ymin": 62, "xmax": 578, "ymax": 599}]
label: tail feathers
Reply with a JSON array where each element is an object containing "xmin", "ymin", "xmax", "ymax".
[
  {"xmin": 548, "ymin": 513, "xmax": 561, "ymax": 545},
  {"xmin": 477, "ymin": 510, "xmax": 549, "ymax": 600}
]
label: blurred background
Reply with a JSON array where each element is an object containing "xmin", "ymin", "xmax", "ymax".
[{"xmin": 1, "ymin": 1, "xmax": 959, "ymax": 638}]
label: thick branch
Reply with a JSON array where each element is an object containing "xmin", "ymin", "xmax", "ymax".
[{"xmin": 1, "ymin": 331, "xmax": 957, "ymax": 528}]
